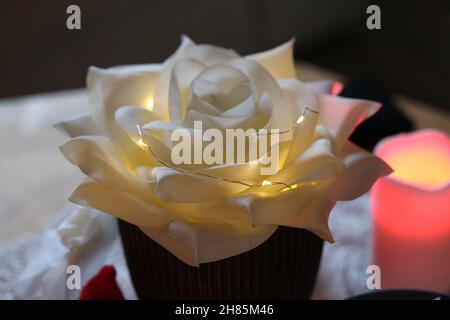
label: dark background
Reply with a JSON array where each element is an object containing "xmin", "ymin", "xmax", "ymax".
[{"xmin": 1, "ymin": 0, "xmax": 449, "ymax": 112}]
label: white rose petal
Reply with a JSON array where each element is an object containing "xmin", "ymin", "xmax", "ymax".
[
  {"xmin": 54, "ymin": 113, "xmax": 100, "ymax": 138},
  {"xmin": 279, "ymin": 197, "xmax": 335, "ymax": 242},
  {"xmin": 140, "ymin": 220, "xmax": 277, "ymax": 266},
  {"xmin": 246, "ymin": 38, "xmax": 297, "ymax": 80},
  {"xmin": 324, "ymin": 141, "xmax": 393, "ymax": 200},
  {"xmin": 318, "ymin": 94, "xmax": 381, "ymax": 151},
  {"xmin": 151, "ymin": 167, "xmax": 247, "ymax": 203},
  {"xmin": 60, "ymin": 136, "xmax": 150, "ymax": 196},
  {"xmin": 57, "ymin": 37, "xmax": 392, "ymax": 266},
  {"xmin": 70, "ymin": 178, "xmax": 171, "ymax": 228}
]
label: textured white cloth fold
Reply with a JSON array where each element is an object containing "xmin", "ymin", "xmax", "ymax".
[{"xmin": 2, "ymin": 205, "xmax": 137, "ymax": 300}]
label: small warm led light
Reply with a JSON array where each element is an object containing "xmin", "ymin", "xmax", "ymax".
[
  {"xmin": 145, "ymin": 98, "xmax": 154, "ymax": 111},
  {"xmin": 282, "ymin": 183, "xmax": 299, "ymax": 192},
  {"xmin": 296, "ymin": 115, "xmax": 304, "ymax": 124},
  {"xmin": 261, "ymin": 180, "xmax": 272, "ymax": 186},
  {"xmin": 137, "ymin": 138, "xmax": 148, "ymax": 148}
]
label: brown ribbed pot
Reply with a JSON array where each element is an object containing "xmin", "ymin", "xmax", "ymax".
[{"xmin": 119, "ymin": 220, "xmax": 323, "ymax": 299}]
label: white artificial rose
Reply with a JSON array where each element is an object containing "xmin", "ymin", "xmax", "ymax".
[{"xmin": 56, "ymin": 36, "xmax": 391, "ymax": 266}]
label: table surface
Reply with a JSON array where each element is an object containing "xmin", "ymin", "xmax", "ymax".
[{"xmin": 0, "ymin": 62, "xmax": 448, "ymax": 299}]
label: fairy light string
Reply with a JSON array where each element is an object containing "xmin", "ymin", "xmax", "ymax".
[
  {"xmin": 254, "ymin": 107, "xmax": 319, "ymax": 136},
  {"xmin": 136, "ymin": 107, "xmax": 319, "ymax": 191}
]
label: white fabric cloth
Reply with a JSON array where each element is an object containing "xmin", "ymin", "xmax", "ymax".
[
  {"xmin": 0, "ymin": 194, "xmax": 373, "ymax": 300},
  {"xmin": 0, "ymin": 205, "xmax": 137, "ymax": 300},
  {"xmin": 312, "ymin": 193, "xmax": 373, "ymax": 299}
]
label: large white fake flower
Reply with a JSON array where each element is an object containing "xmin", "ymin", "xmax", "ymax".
[{"xmin": 56, "ymin": 36, "xmax": 391, "ymax": 266}]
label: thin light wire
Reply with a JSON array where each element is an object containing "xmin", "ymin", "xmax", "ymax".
[
  {"xmin": 137, "ymin": 107, "xmax": 319, "ymax": 190},
  {"xmin": 254, "ymin": 107, "xmax": 319, "ymax": 136}
]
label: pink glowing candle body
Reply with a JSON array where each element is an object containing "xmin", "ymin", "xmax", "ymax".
[{"xmin": 371, "ymin": 129, "xmax": 450, "ymax": 293}]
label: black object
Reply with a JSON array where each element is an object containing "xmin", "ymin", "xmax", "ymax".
[
  {"xmin": 119, "ymin": 220, "xmax": 323, "ymax": 299},
  {"xmin": 349, "ymin": 289, "xmax": 450, "ymax": 300},
  {"xmin": 341, "ymin": 77, "xmax": 414, "ymax": 151}
]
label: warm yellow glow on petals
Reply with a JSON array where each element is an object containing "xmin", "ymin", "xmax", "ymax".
[
  {"xmin": 145, "ymin": 98, "xmax": 154, "ymax": 111},
  {"xmin": 137, "ymin": 138, "xmax": 148, "ymax": 148},
  {"xmin": 281, "ymin": 183, "xmax": 299, "ymax": 192}
]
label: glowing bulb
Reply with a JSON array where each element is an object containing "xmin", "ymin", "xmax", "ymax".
[
  {"xmin": 296, "ymin": 115, "xmax": 304, "ymax": 124},
  {"xmin": 145, "ymin": 98, "xmax": 154, "ymax": 111},
  {"xmin": 137, "ymin": 138, "xmax": 148, "ymax": 148},
  {"xmin": 261, "ymin": 180, "xmax": 272, "ymax": 186},
  {"xmin": 281, "ymin": 183, "xmax": 299, "ymax": 192}
]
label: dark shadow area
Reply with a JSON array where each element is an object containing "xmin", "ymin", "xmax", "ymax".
[
  {"xmin": 303, "ymin": 0, "xmax": 450, "ymax": 112},
  {"xmin": 1, "ymin": 0, "xmax": 449, "ymax": 112}
]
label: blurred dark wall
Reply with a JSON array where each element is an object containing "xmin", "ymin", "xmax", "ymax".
[
  {"xmin": 305, "ymin": 0, "xmax": 450, "ymax": 111},
  {"xmin": 1, "ymin": 0, "xmax": 449, "ymax": 112},
  {"xmin": 0, "ymin": 0, "xmax": 363, "ymax": 97}
]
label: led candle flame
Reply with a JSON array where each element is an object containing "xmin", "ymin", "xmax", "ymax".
[{"xmin": 371, "ymin": 129, "xmax": 450, "ymax": 293}]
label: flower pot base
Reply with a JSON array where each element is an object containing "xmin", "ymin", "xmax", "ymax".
[{"xmin": 119, "ymin": 220, "xmax": 323, "ymax": 300}]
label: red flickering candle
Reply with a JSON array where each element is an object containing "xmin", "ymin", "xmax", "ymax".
[{"xmin": 371, "ymin": 129, "xmax": 450, "ymax": 293}]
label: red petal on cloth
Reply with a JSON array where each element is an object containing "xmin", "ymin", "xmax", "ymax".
[{"xmin": 79, "ymin": 265, "xmax": 125, "ymax": 300}]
